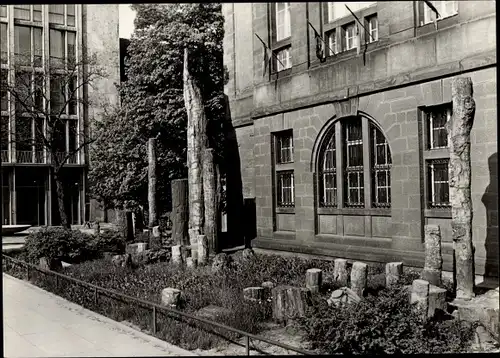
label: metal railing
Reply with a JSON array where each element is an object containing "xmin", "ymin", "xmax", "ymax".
[{"xmin": 2, "ymin": 254, "xmax": 313, "ymax": 356}]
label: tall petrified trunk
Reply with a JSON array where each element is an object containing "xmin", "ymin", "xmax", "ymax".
[
  {"xmin": 449, "ymin": 77, "xmax": 476, "ymax": 300},
  {"xmin": 215, "ymin": 164, "xmax": 223, "ymax": 253},
  {"xmin": 203, "ymin": 148, "xmax": 218, "ymax": 255},
  {"xmin": 183, "ymin": 47, "xmax": 207, "ymax": 247},
  {"xmin": 172, "ymin": 178, "xmax": 189, "ymax": 246},
  {"xmin": 53, "ymin": 171, "xmax": 70, "ymax": 229},
  {"xmin": 148, "ymin": 138, "xmax": 157, "ymax": 228}
]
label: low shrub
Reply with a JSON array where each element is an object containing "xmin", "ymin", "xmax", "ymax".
[
  {"xmin": 297, "ymin": 284, "xmax": 474, "ymax": 354},
  {"xmin": 90, "ymin": 230, "xmax": 126, "ymax": 255},
  {"xmin": 24, "ymin": 227, "xmax": 95, "ymax": 264}
]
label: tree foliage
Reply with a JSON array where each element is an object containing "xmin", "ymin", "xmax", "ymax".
[{"xmin": 89, "ymin": 3, "xmax": 227, "ymax": 214}]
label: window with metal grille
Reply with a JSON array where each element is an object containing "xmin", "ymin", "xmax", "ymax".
[
  {"xmin": 371, "ymin": 124, "xmax": 391, "ymax": 208},
  {"xmin": 276, "ymin": 2, "xmax": 291, "ymax": 41},
  {"xmin": 277, "ymin": 170, "xmax": 294, "ymax": 207},
  {"xmin": 320, "ymin": 128, "xmax": 337, "ymax": 207},
  {"xmin": 276, "ymin": 131, "xmax": 293, "ymax": 164},
  {"xmin": 344, "ymin": 118, "xmax": 364, "ymax": 207},
  {"xmin": 428, "ymin": 105, "xmax": 450, "ymax": 149},
  {"xmin": 428, "ymin": 159, "xmax": 450, "ymax": 208}
]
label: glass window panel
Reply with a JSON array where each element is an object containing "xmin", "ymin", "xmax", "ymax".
[
  {"xmin": 68, "ymin": 119, "xmax": 77, "ymax": 151},
  {"xmin": 67, "ymin": 4, "xmax": 76, "ymax": 26},
  {"xmin": 33, "ymin": 4, "xmax": 42, "ymax": 22},
  {"xmin": 377, "ymin": 171, "xmax": 386, "ymax": 187},
  {"xmin": 15, "ymin": 71, "xmax": 33, "ymax": 111},
  {"xmin": 50, "ymin": 75, "xmax": 65, "ymax": 114},
  {"xmin": 49, "ymin": 29, "xmax": 65, "ymax": 67},
  {"xmin": 34, "ymin": 118, "xmax": 44, "ymax": 151},
  {"xmin": 49, "ymin": 4, "xmax": 65, "ymax": 25},
  {"xmin": 52, "ymin": 118, "xmax": 66, "ymax": 153},
  {"xmin": 14, "ymin": 5, "xmax": 30, "ymax": 21},
  {"xmin": 67, "ymin": 32, "xmax": 76, "ymax": 65},
  {"xmin": 1, "ymin": 116, "xmax": 8, "ymax": 150},
  {"xmin": 16, "ymin": 117, "xmax": 32, "ymax": 151},
  {"xmin": 327, "ymin": 30, "xmax": 337, "ymax": 56},
  {"xmin": 0, "ymin": 5, "xmax": 7, "ymax": 18},
  {"xmin": 34, "ymin": 74, "xmax": 44, "ymax": 111},
  {"xmin": 1, "ymin": 23, "xmax": 7, "ymax": 64},
  {"xmin": 33, "ymin": 28, "xmax": 43, "ymax": 67},
  {"xmin": 15, "ymin": 26, "xmax": 31, "ymax": 65},
  {"xmin": 1, "ymin": 69, "xmax": 7, "ymax": 112},
  {"xmin": 68, "ymin": 76, "xmax": 77, "ymax": 115},
  {"xmin": 367, "ymin": 15, "xmax": 378, "ymax": 43}
]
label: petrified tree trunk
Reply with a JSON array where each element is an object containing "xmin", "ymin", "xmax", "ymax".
[
  {"xmin": 448, "ymin": 77, "xmax": 476, "ymax": 301},
  {"xmin": 305, "ymin": 268, "xmax": 322, "ymax": 294},
  {"xmin": 148, "ymin": 138, "xmax": 157, "ymax": 228},
  {"xmin": 171, "ymin": 179, "xmax": 189, "ymax": 246},
  {"xmin": 183, "ymin": 47, "xmax": 207, "ymax": 247},
  {"xmin": 54, "ymin": 172, "xmax": 70, "ymax": 229},
  {"xmin": 272, "ymin": 285, "xmax": 312, "ymax": 323},
  {"xmin": 422, "ymin": 225, "xmax": 443, "ymax": 286},
  {"xmin": 203, "ymin": 148, "xmax": 217, "ymax": 255},
  {"xmin": 215, "ymin": 164, "xmax": 223, "ymax": 253}
]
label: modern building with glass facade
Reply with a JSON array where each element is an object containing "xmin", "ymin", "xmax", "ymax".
[
  {"xmin": 1, "ymin": 5, "xmax": 120, "ymax": 226},
  {"xmin": 223, "ymin": 1, "xmax": 498, "ymax": 278}
]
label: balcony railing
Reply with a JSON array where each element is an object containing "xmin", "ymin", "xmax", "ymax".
[
  {"xmin": 12, "ymin": 150, "xmax": 79, "ymax": 164},
  {"xmin": 54, "ymin": 152, "xmax": 78, "ymax": 164},
  {"xmin": 1, "ymin": 150, "xmax": 8, "ymax": 163}
]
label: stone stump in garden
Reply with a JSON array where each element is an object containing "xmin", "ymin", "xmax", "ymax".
[
  {"xmin": 411, "ymin": 279, "xmax": 430, "ymax": 317},
  {"xmin": 211, "ymin": 253, "xmax": 232, "ymax": 272},
  {"xmin": 272, "ymin": 285, "xmax": 312, "ymax": 324},
  {"xmin": 126, "ymin": 242, "xmax": 148, "ymax": 255},
  {"xmin": 333, "ymin": 258, "xmax": 349, "ymax": 286},
  {"xmin": 421, "ymin": 224, "xmax": 443, "ymax": 286},
  {"xmin": 428, "ymin": 284, "xmax": 447, "ymax": 318},
  {"xmin": 39, "ymin": 257, "xmax": 62, "ymax": 271},
  {"xmin": 243, "ymin": 287, "xmax": 264, "ymax": 302},
  {"xmin": 152, "ymin": 225, "xmax": 161, "ymax": 238},
  {"xmin": 186, "ymin": 257, "xmax": 197, "ymax": 268},
  {"xmin": 386, "ymin": 262, "xmax": 403, "ymax": 288},
  {"xmin": 197, "ymin": 234, "xmax": 209, "ymax": 265},
  {"xmin": 161, "ymin": 288, "xmax": 181, "ymax": 308},
  {"xmin": 171, "ymin": 245, "xmax": 183, "ymax": 265},
  {"xmin": 350, "ymin": 262, "xmax": 368, "ymax": 298},
  {"xmin": 305, "ymin": 268, "xmax": 322, "ymax": 294}
]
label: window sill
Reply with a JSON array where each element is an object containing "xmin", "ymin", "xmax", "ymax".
[
  {"xmin": 276, "ymin": 206, "xmax": 295, "ymax": 214},
  {"xmin": 272, "ymin": 37, "xmax": 292, "ymax": 50},
  {"xmin": 13, "ymin": 19, "xmax": 43, "ymax": 27},
  {"xmin": 423, "ymin": 149, "xmax": 449, "ymax": 160},
  {"xmin": 49, "ymin": 23, "xmax": 77, "ymax": 31},
  {"xmin": 317, "ymin": 207, "xmax": 391, "ymax": 216},
  {"xmin": 425, "ymin": 208, "xmax": 451, "ymax": 219},
  {"xmin": 270, "ymin": 68, "xmax": 292, "ymax": 81},
  {"xmin": 275, "ymin": 163, "xmax": 294, "ymax": 171},
  {"xmin": 416, "ymin": 13, "xmax": 460, "ymax": 37}
]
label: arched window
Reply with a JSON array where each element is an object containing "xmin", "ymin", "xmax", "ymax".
[{"xmin": 317, "ymin": 115, "xmax": 392, "ymax": 209}]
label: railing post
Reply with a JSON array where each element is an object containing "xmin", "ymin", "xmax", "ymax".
[
  {"xmin": 245, "ymin": 336, "xmax": 250, "ymax": 356},
  {"xmin": 27, "ymin": 265, "xmax": 30, "ymax": 281},
  {"xmin": 94, "ymin": 287, "xmax": 98, "ymax": 306},
  {"xmin": 55, "ymin": 274, "xmax": 59, "ymax": 290},
  {"xmin": 152, "ymin": 306, "xmax": 157, "ymax": 334}
]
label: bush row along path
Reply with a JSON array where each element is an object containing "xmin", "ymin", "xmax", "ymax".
[{"xmin": 2, "ymin": 273, "xmax": 196, "ymax": 357}]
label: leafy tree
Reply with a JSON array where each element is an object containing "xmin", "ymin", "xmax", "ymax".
[
  {"xmin": 89, "ymin": 3, "xmax": 227, "ymax": 216},
  {"xmin": 2, "ymin": 53, "xmax": 107, "ymax": 228}
]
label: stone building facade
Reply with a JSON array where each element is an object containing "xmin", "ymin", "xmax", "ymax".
[
  {"xmin": 1, "ymin": 5, "xmax": 120, "ymax": 226},
  {"xmin": 222, "ymin": 1, "xmax": 497, "ymax": 277}
]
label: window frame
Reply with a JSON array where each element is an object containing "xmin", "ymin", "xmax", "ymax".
[
  {"xmin": 419, "ymin": 0, "xmax": 458, "ymax": 27},
  {"xmin": 276, "ymin": 170, "xmax": 295, "ymax": 207},
  {"xmin": 273, "ymin": 45, "xmax": 292, "ymax": 73},
  {"xmin": 275, "ymin": 2, "xmax": 291, "ymax": 42},
  {"xmin": 316, "ymin": 116, "xmax": 392, "ymax": 215},
  {"xmin": 273, "ymin": 129, "xmax": 295, "ymax": 211}
]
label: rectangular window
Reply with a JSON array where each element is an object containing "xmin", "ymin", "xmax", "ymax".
[
  {"xmin": 371, "ymin": 125, "xmax": 391, "ymax": 208},
  {"xmin": 33, "ymin": 4, "xmax": 42, "ymax": 22},
  {"xmin": 326, "ymin": 29, "xmax": 338, "ymax": 56},
  {"xmin": 67, "ymin": 5, "xmax": 76, "ymax": 27},
  {"xmin": 15, "ymin": 71, "xmax": 33, "ymax": 112},
  {"xmin": 1, "ymin": 116, "xmax": 8, "ymax": 151},
  {"xmin": 50, "ymin": 75, "xmax": 65, "ymax": 114},
  {"xmin": 277, "ymin": 170, "xmax": 294, "ymax": 207},
  {"xmin": 52, "ymin": 117, "xmax": 66, "ymax": 154},
  {"xmin": 15, "ymin": 26, "xmax": 31, "ymax": 66},
  {"xmin": 0, "ymin": 5, "xmax": 7, "ymax": 18},
  {"xmin": 67, "ymin": 32, "xmax": 76, "ymax": 65},
  {"xmin": 274, "ymin": 46, "xmax": 292, "ymax": 72},
  {"xmin": 327, "ymin": 2, "xmax": 376, "ymax": 22},
  {"xmin": 49, "ymin": 5, "xmax": 65, "ymax": 25},
  {"xmin": 14, "ymin": 5, "xmax": 31, "ymax": 21},
  {"xmin": 428, "ymin": 159, "xmax": 450, "ymax": 208},
  {"xmin": 1, "ymin": 23, "xmax": 7, "ymax": 64},
  {"xmin": 275, "ymin": 3, "xmax": 291, "ymax": 41},
  {"xmin": 366, "ymin": 14, "xmax": 378, "ymax": 43},
  {"xmin": 344, "ymin": 118, "xmax": 364, "ymax": 207},
  {"xmin": 428, "ymin": 106, "xmax": 450, "ymax": 149},
  {"xmin": 50, "ymin": 29, "xmax": 65, "ymax": 68},
  {"xmin": 68, "ymin": 76, "xmax": 77, "ymax": 115},
  {"xmin": 33, "ymin": 27, "xmax": 43, "ymax": 67},
  {"xmin": 421, "ymin": 1, "xmax": 458, "ymax": 26},
  {"xmin": 16, "ymin": 117, "xmax": 32, "ymax": 153},
  {"xmin": 34, "ymin": 74, "xmax": 44, "ymax": 112},
  {"xmin": 342, "ymin": 22, "xmax": 357, "ymax": 51},
  {"xmin": 276, "ymin": 131, "xmax": 293, "ymax": 164},
  {"xmin": 34, "ymin": 118, "xmax": 44, "ymax": 163},
  {"xmin": 0, "ymin": 69, "xmax": 7, "ymax": 112}
]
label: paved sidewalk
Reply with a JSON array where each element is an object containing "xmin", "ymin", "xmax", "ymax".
[{"xmin": 3, "ymin": 273, "xmax": 196, "ymax": 357}]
